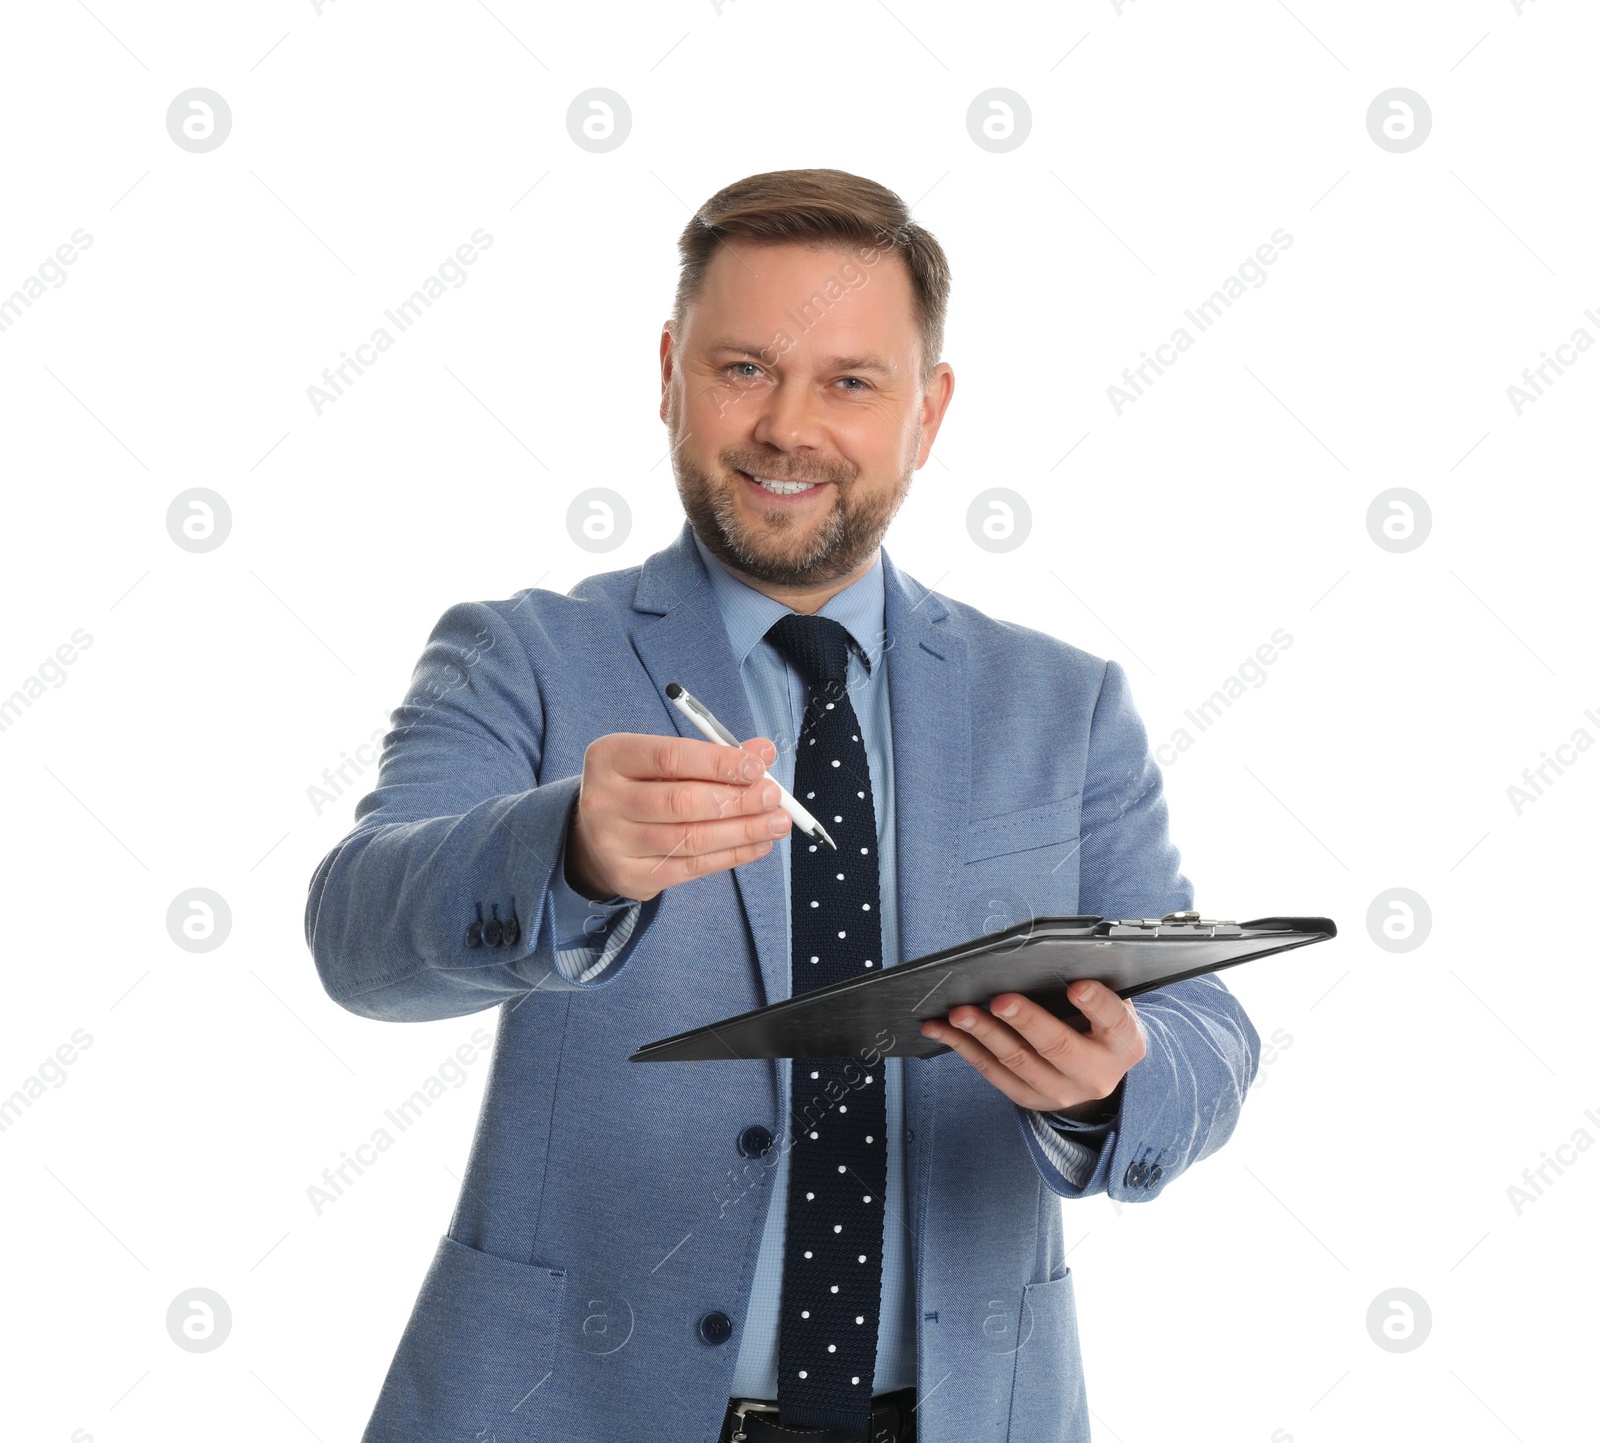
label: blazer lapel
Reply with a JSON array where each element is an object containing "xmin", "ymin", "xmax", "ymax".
[
  {"xmin": 880, "ymin": 551, "xmax": 969, "ymax": 984},
  {"xmin": 628, "ymin": 524, "xmax": 792, "ymax": 1017}
]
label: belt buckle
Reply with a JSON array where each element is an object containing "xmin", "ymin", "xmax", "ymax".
[
  {"xmin": 870, "ymin": 1394, "xmax": 905, "ymax": 1443},
  {"xmin": 729, "ymin": 1398, "xmax": 780, "ymax": 1442}
]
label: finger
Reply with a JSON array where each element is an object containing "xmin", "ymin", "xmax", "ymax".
[
  {"xmin": 622, "ymin": 756, "xmax": 782, "ymax": 830},
  {"xmin": 919, "ymin": 1017, "xmax": 1058, "ymax": 1111},
  {"xmin": 740, "ymin": 735, "xmax": 779, "ymax": 767},
  {"xmin": 627, "ymin": 746, "xmax": 791, "ymax": 847},
  {"xmin": 632, "ymin": 798, "xmax": 792, "ymax": 864},
  {"xmin": 644, "ymin": 833, "xmax": 778, "ymax": 886},
  {"xmin": 607, "ymin": 731, "xmax": 772, "ymax": 787},
  {"xmin": 942, "ymin": 1003, "xmax": 1082, "ymax": 1106},
  {"xmin": 606, "ymin": 735, "xmax": 789, "ymax": 877},
  {"xmin": 1063, "ymin": 980, "xmax": 1147, "ymax": 1067},
  {"xmin": 984, "ymin": 992, "xmax": 1093, "ymax": 1078},
  {"xmin": 1065, "ymin": 979, "xmax": 1126, "ymax": 1031}
]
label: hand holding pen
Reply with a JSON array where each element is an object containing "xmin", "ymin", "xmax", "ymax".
[
  {"xmin": 562, "ymin": 704, "xmax": 820, "ymax": 908},
  {"xmin": 664, "ymin": 684, "xmax": 836, "ymax": 851}
]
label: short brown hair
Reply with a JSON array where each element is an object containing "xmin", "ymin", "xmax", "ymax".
[{"xmin": 669, "ymin": 168, "xmax": 952, "ymax": 386}]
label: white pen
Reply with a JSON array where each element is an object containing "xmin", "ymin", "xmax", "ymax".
[{"xmin": 664, "ymin": 682, "xmax": 838, "ymax": 851}]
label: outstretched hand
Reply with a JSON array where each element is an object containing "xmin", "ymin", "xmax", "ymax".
[{"xmin": 919, "ymin": 979, "xmax": 1146, "ymax": 1115}]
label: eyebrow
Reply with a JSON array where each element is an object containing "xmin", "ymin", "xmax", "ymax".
[{"xmin": 702, "ymin": 338, "xmax": 897, "ymax": 376}]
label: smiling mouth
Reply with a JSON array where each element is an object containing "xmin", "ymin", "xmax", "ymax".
[{"xmin": 738, "ymin": 470, "xmax": 831, "ymax": 498}]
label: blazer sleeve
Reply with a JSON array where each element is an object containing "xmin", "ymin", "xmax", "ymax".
[
  {"xmin": 304, "ymin": 597, "xmax": 662, "ymax": 1022},
  {"xmin": 1015, "ymin": 658, "xmax": 1262, "ymax": 1199}
]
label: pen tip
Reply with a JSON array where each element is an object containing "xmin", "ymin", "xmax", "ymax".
[{"xmin": 665, "ymin": 682, "xmax": 683, "ymax": 700}]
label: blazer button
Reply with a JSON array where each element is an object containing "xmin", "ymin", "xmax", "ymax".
[
  {"xmin": 484, "ymin": 917, "xmax": 503, "ymax": 946},
  {"xmin": 1124, "ymin": 1161, "xmax": 1147, "ymax": 1189},
  {"xmin": 503, "ymin": 912, "xmax": 521, "ymax": 947},
  {"xmin": 1146, "ymin": 1165, "xmax": 1163, "ymax": 1187},
  {"xmin": 738, "ymin": 1125, "xmax": 773, "ymax": 1158},
  {"xmin": 464, "ymin": 920, "xmax": 483, "ymax": 949},
  {"xmin": 698, "ymin": 1310, "xmax": 733, "ymax": 1345}
]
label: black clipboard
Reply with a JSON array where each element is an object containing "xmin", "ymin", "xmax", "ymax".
[{"xmin": 629, "ymin": 912, "xmax": 1336, "ymax": 1062}]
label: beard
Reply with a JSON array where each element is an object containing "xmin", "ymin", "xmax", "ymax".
[{"xmin": 672, "ymin": 436, "xmax": 916, "ymax": 591}]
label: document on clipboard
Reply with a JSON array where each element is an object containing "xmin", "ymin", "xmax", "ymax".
[{"xmin": 628, "ymin": 912, "xmax": 1336, "ymax": 1063}]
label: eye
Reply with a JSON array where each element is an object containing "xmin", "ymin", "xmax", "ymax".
[
  {"xmin": 837, "ymin": 377, "xmax": 869, "ymax": 391},
  {"xmin": 727, "ymin": 362, "xmax": 763, "ymax": 379}
]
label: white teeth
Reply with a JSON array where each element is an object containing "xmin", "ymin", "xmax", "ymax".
[{"xmin": 750, "ymin": 474, "xmax": 820, "ymax": 495}]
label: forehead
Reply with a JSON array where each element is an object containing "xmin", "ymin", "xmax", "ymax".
[{"xmin": 686, "ymin": 240, "xmax": 918, "ymax": 357}]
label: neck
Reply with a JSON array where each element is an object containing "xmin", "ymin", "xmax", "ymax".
[
  {"xmin": 708, "ymin": 547, "xmax": 877, "ymax": 616},
  {"xmin": 756, "ymin": 564, "xmax": 874, "ymax": 615}
]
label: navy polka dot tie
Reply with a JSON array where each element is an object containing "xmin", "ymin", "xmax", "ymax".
[{"xmin": 765, "ymin": 612, "xmax": 888, "ymax": 1431}]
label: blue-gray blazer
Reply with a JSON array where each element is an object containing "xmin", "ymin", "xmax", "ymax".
[{"xmin": 305, "ymin": 519, "xmax": 1261, "ymax": 1443}]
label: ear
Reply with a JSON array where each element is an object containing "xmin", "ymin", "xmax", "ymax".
[
  {"xmin": 914, "ymin": 361, "xmax": 955, "ymax": 469},
  {"xmin": 659, "ymin": 324, "xmax": 676, "ymax": 424}
]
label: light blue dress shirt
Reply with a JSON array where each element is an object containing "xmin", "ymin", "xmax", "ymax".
[{"xmin": 543, "ymin": 528, "xmax": 1115, "ymax": 1399}]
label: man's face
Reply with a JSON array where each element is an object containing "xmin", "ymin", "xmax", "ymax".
[{"xmin": 660, "ymin": 241, "xmax": 953, "ymax": 592}]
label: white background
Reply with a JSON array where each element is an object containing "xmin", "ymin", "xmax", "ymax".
[{"xmin": 1, "ymin": 1, "xmax": 1594, "ymax": 1440}]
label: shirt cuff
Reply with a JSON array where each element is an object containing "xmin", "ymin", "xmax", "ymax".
[
  {"xmin": 1040, "ymin": 1078, "xmax": 1125, "ymax": 1131},
  {"xmin": 1022, "ymin": 1108, "xmax": 1105, "ymax": 1189},
  {"xmin": 547, "ymin": 823, "xmax": 639, "ymax": 984},
  {"xmin": 1039, "ymin": 1109, "xmax": 1114, "ymax": 1134}
]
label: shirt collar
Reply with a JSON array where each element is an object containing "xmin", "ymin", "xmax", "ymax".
[{"xmin": 689, "ymin": 525, "xmax": 886, "ymax": 675}]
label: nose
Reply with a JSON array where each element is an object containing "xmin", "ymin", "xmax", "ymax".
[{"xmin": 750, "ymin": 373, "xmax": 829, "ymax": 458}]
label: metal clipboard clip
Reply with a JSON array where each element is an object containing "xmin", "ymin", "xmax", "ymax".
[{"xmin": 1106, "ymin": 911, "xmax": 1244, "ymax": 938}]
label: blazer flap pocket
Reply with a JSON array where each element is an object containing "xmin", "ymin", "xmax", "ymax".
[
  {"xmin": 963, "ymin": 798, "xmax": 1079, "ymax": 863},
  {"xmin": 366, "ymin": 1235, "xmax": 567, "ymax": 1443},
  {"xmin": 1010, "ymin": 1270, "xmax": 1088, "ymax": 1433}
]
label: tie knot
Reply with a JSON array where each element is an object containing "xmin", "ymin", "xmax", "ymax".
[{"xmin": 764, "ymin": 612, "xmax": 853, "ymax": 690}]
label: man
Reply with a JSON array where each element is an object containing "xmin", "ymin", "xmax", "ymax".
[{"xmin": 305, "ymin": 168, "xmax": 1260, "ymax": 1443}]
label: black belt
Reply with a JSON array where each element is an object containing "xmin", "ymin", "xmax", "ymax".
[{"xmin": 719, "ymin": 1386, "xmax": 917, "ymax": 1443}]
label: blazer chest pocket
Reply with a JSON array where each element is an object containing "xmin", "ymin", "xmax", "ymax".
[
  {"xmin": 963, "ymin": 798, "xmax": 1080, "ymax": 865},
  {"xmin": 960, "ymin": 799, "xmax": 1082, "ymax": 933}
]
